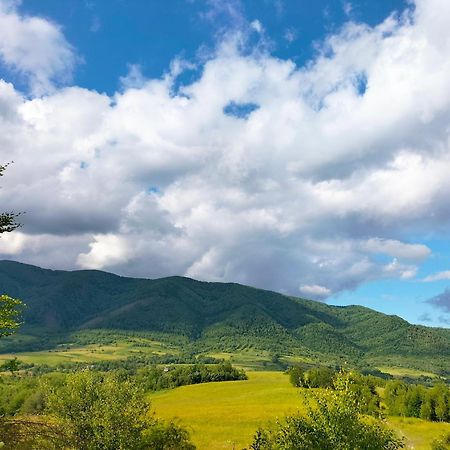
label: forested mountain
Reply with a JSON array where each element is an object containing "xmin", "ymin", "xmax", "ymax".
[{"xmin": 0, "ymin": 260, "xmax": 449, "ymax": 374}]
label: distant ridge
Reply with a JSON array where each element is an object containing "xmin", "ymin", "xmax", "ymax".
[{"xmin": 0, "ymin": 260, "xmax": 449, "ymax": 374}]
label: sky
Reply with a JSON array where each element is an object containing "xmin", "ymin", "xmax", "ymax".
[{"xmin": 0, "ymin": 0, "xmax": 450, "ymax": 328}]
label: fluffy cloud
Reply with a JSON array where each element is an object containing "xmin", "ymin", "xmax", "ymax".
[
  {"xmin": 1, "ymin": 0, "xmax": 450, "ymax": 298},
  {"xmin": 0, "ymin": 0, "xmax": 76, "ymax": 95}
]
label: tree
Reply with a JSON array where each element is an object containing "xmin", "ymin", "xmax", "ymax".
[
  {"xmin": 432, "ymin": 384, "xmax": 449, "ymax": 422},
  {"xmin": 289, "ymin": 366, "xmax": 305, "ymax": 387},
  {"xmin": 0, "ymin": 163, "xmax": 20, "ymax": 234},
  {"xmin": 250, "ymin": 371, "xmax": 404, "ymax": 450},
  {"xmin": 303, "ymin": 366, "xmax": 334, "ymax": 388},
  {"xmin": 44, "ymin": 370, "xmax": 195, "ymax": 450},
  {"xmin": 0, "ymin": 295, "xmax": 24, "ymax": 338},
  {"xmin": 0, "ymin": 163, "xmax": 24, "ymax": 338}
]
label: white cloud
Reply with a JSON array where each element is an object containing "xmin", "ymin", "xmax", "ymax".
[
  {"xmin": 119, "ymin": 64, "xmax": 146, "ymax": 90},
  {"xmin": 299, "ymin": 284, "xmax": 332, "ymax": 299},
  {"xmin": 1, "ymin": 0, "xmax": 450, "ymax": 298},
  {"xmin": 250, "ymin": 20, "xmax": 263, "ymax": 34},
  {"xmin": 363, "ymin": 238, "xmax": 431, "ymax": 262},
  {"xmin": 423, "ymin": 271, "xmax": 450, "ymax": 282},
  {"xmin": 77, "ymin": 234, "xmax": 131, "ymax": 269},
  {"xmin": 0, "ymin": 0, "xmax": 76, "ymax": 95},
  {"xmin": 0, "ymin": 231, "xmax": 28, "ymax": 254}
]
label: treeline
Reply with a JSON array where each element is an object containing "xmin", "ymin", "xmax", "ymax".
[
  {"xmin": 0, "ymin": 353, "xmax": 223, "ymax": 376},
  {"xmin": 385, "ymin": 380, "xmax": 450, "ymax": 422},
  {"xmin": 288, "ymin": 364, "xmax": 450, "ymax": 423},
  {"xmin": 248, "ymin": 371, "xmax": 405, "ymax": 450},
  {"xmin": 0, "ymin": 361, "xmax": 246, "ymax": 417},
  {"xmin": 288, "ymin": 365, "xmax": 382, "ymax": 416},
  {"xmin": 138, "ymin": 361, "xmax": 247, "ymax": 391}
]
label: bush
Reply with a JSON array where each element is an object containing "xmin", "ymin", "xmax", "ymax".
[
  {"xmin": 250, "ymin": 371, "xmax": 404, "ymax": 450},
  {"xmin": 43, "ymin": 370, "xmax": 195, "ymax": 450}
]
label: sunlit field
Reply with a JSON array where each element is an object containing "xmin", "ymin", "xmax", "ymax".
[
  {"xmin": 377, "ymin": 366, "xmax": 439, "ymax": 379},
  {"xmin": 388, "ymin": 417, "xmax": 450, "ymax": 450},
  {"xmin": 1, "ymin": 336, "xmax": 448, "ymax": 449},
  {"xmin": 0, "ymin": 338, "xmax": 172, "ymax": 366},
  {"xmin": 150, "ymin": 371, "xmax": 450, "ymax": 450},
  {"xmin": 150, "ymin": 371, "xmax": 303, "ymax": 449}
]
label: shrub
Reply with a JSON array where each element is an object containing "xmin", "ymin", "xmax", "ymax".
[{"xmin": 250, "ymin": 371, "xmax": 404, "ymax": 450}]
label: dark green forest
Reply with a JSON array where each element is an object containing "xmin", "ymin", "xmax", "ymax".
[{"xmin": 0, "ymin": 260, "xmax": 449, "ymax": 375}]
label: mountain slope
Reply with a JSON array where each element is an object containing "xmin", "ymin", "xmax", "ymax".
[{"xmin": 0, "ymin": 260, "xmax": 449, "ymax": 373}]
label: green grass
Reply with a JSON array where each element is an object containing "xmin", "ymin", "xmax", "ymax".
[
  {"xmin": 149, "ymin": 371, "xmax": 450, "ymax": 450},
  {"xmin": 0, "ymin": 338, "xmax": 174, "ymax": 366},
  {"xmin": 389, "ymin": 417, "xmax": 450, "ymax": 450},
  {"xmin": 206, "ymin": 350, "xmax": 314, "ymax": 371},
  {"xmin": 149, "ymin": 371, "xmax": 303, "ymax": 449},
  {"xmin": 377, "ymin": 366, "xmax": 439, "ymax": 379}
]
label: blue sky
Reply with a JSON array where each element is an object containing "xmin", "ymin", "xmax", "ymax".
[
  {"xmin": 17, "ymin": 0, "xmax": 407, "ymax": 94},
  {"xmin": 1, "ymin": 0, "xmax": 450, "ymax": 328}
]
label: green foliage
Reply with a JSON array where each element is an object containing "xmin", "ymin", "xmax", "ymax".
[
  {"xmin": 43, "ymin": 370, "xmax": 194, "ymax": 450},
  {"xmin": 250, "ymin": 372, "xmax": 404, "ymax": 450},
  {"xmin": 303, "ymin": 366, "xmax": 335, "ymax": 388},
  {"xmin": 0, "ymin": 357, "xmax": 20, "ymax": 373},
  {"xmin": 0, "ymin": 260, "xmax": 449, "ymax": 375},
  {"xmin": 142, "ymin": 421, "xmax": 195, "ymax": 450},
  {"xmin": 288, "ymin": 365, "xmax": 304, "ymax": 387},
  {"xmin": 288, "ymin": 366, "xmax": 382, "ymax": 416},
  {"xmin": 347, "ymin": 370, "xmax": 382, "ymax": 416},
  {"xmin": 0, "ymin": 163, "xmax": 20, "ymax": 235},
  {"xmin": 385, "ymin": 380, "xmax": 450, "ymax": 422},
  {"xmin": 0, "ymin": 375, "xmax": 44, "ymax": 416},
  {"xmin": 0, "ymin": 295, "xmax": 24, "ymax": 338},
  {"xmin": 288, "ymin": 365, "xmax": 334, "ymax": 388},
  {"xmin": 138, "ymin": 361, "xmax": 246, "ymax": 391}
]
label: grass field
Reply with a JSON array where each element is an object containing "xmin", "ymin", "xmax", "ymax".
[
  {"xmin": 150, "ymin": 371, "xmax": 303, "ymax": 449},
  {"xmin": 0, "ymin": 342, "xmax": 312, "ymax": 370},
  {"xmin": 0, "ymin": 338, "xmax": 173, "ymax": 366},
  {"xmin": 377, "ymin": 366, "xmax": 439, "ymax": 379},
  {"xmin": 1, "ymin": 336, "xmax": 448, "ymax": 449},
  {"xmin": 388, "ymin": 417, "xmax": 450, "ymax": 449},
  {"xmin": 205, "ymin": 351, "xmax": 314, "ymax": 371},
  {"xmin": 150, "ymin": 371, "xmax": 450, "ymax": 450}
]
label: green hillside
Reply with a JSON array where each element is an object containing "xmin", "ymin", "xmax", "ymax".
[{"xmin": 0, "ymin": 260, "xmax": 449, "ymax": 374}]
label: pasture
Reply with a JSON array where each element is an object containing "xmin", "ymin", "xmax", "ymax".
[
  {"xmin": 150, "ymin": 371, "xmax": 450, "ymax": 450},
  {"xmin": 0, "ymin": 338, "xmax": 172, "ymax": 366}
]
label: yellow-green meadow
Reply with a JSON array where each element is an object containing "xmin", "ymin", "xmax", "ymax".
[{"xmin": 150, "ymin": 371, "xmax": 450, "ymax": 450}]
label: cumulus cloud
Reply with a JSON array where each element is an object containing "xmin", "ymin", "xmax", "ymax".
[
  {"xmin": 0, "ymin": 0, "xmax": 76, "ymax": 95},
  {"xmin": 77, "ymin": 234, "xmax": 131, "ymax": 269},
  {"xmin": 1, "ymin": 0, "xmax": 450, "ymax": 299}
]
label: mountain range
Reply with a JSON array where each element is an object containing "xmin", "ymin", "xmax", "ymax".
[{"xmin": 0, "ymin": 260, "xmax": 449, "ymax": 375}]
